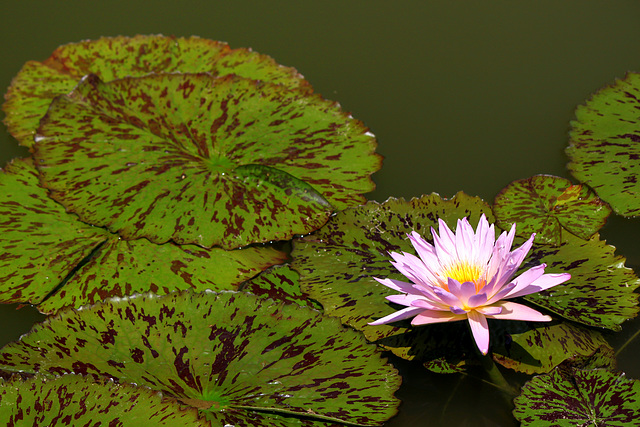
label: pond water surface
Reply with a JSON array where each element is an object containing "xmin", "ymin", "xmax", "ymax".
[{"xmin": 2, "ymin": 1, "xmax": 640, "ymax": 426}]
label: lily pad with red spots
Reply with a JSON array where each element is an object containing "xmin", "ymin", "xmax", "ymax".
[
  {"xmin": 490, "ymin": 322, "xmax": 613, "ymax": 374},
  {"xmin": 291, "ymin": 193, "xmax": 635, "ymax": 370},
  {"xmin": 3, "ymin": 34, "xmax": 308, "ymax": 147},
  {"xmin": 241, "ymin": 264, "xmax": 322, "ymax": 310},
  {"xmin": 0, "ymin": 374, "xmax": 209, "ymax": 426},
  {"xmin": 0, "ymin": 157, "xmax": 285, "ymax": 313},
  {"xmin": 567, "ymin": 72, "xmax": 640, "ymax": 217},
  {"xmin": 493, "ymin": 175, "xmax": 611, "ymax": 245},
  {"xmin": 34, "ymin": 73, "xmax": 380, "ymax": 248},
  {"xmin": 0, "ymin": 291, "xmax": 401, "ymax": 426},
  {"xmin": 513, "ymin": 367, "xmax": 640, "ymax": 426},
  {"xmin": 520, "ymin": 233, "xmax": 639, "ymax": 331}
]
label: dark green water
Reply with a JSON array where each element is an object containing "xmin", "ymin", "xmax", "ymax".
[{"xmin": 2, "ymin": 1, "xmax": 640, "ymax": 425}]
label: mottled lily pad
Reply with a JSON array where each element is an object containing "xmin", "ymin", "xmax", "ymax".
[
  {"xmin": 292, "ymin": 193, "xmax": 630, "ymax": 370},
  {"xmin": 490, "ymin": 321, "xmax": 612, "ymax": 374},
  {"xmin": 567, "ymin": 73, "xmax": 640, "ymax": 217},
  {"xmin": 0, "ymin": 291, "xmax": 401, "ymax": 426},
  {"xmin": 513, "ymin": 367, "xmax": 640, "ymax": 426},
  {"xmin": 0, "ymin": 157, "xmax": 285, "ymax": 313},
  {"xmin": 493, "ymin": 175, "xmax": 611, "ymax": 245},
  {"xmin": 241, "ymin": 264, "xmax": 322, "ymax": 310},
  {"xmin": 34, "ymin": 73, "xmax": 380, "ymax": 248},
  {"xmin": 522, "ymin": 233, "xmax": 639, "ymax": 331},
  {"xmin": 0, "ymin": 374, "xmax": 208, "ymax": 426},
  {"xmin": 3, "ymin": 34, "xmax": 308, "ymax": 147}
]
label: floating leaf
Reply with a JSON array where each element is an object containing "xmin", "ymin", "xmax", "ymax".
[
  {"xmin": 3, "ymin": 34, "xmax": 308, "ymax": 147},
  {"xmin": 567, "ymin": 73, "xmax": 640, "ymax": 216},
  {"xmin": 37, "ymin": 236, "xmax": 286, "ymax": 314},
  {"xmin": 522, "ymin": 233, "xmax": 640, "ymax": 331},
  {"xmin": 0, "ymin": 374, "xmax": 208, "ymax": 426},
  {"xmin": 0, "ymin": 157, "xmax": 285, "ymax": 312},
  {"xmin": 292, "ymin": 193, "xmax": 495, "ymax": 363},
  {"xmin": 0, "ymin": 157, "xmax": 109, "ymax": 305},
  {"xmin": 513, "ymin": 367, "xmax": 640, "ymax": 426},
  {"xmin": 0, "ymin": 291, "xmax": 401, "ymax": 426},
  {"xmin": 491, "ymin": 321, "xmax": 612, "ymax": 374},
  {"xmin": 35, "ymin": 73, "xmax": 380, "ymax": 248},
  {"xmin": 423, "ymin": 358, "xmax": 466, "ymax": 374},
  {"xmin": 241, "ymin": 264, "xmax": 322, "ymax": 310},
  {"xmin": 493, "ymin": 175, "xmax": 611, "ymax": 245}
]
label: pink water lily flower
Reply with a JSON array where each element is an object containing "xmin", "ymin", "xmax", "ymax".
[{"xmin": 369, "ymin": 214, "xmax": 571, "ymax": 355}]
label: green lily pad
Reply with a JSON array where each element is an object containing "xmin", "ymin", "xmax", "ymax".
[
  {"xmin": 0, "ymin": 291, "xmax": 401, "ymax": 426},
  {"xmin": 491, "ymin": 321, "xmax": 612, "ymax": 375},
  {"xmin": 513, "ymin": 367, "xmax": 640, "ymax": 426},
  {"xmin": 35, "ymin": 73, "xmax": 380, "ymax": 248},
  {"xmin": 567, "ymin": 72, "xmax": 640, "ymax": 217},
  {"xmin": 0, "ymin": 157, "xmax": 285, "ymax": 313},
  {"xmin": 241, "ymin": 264, "xmax": 322, "ymax": 310},
  {"xmin": 3, "ymin": 34, "xmax": 308, "ymax": 147},
  {"xmin": 291, "ymin": 193, "xmax": 631, "ymax": 370},
  {"xmin": 493, "ymin": 175, "xmax": 611, "ymax": 245},
  {"xmin": 0, "ymin": 374, "xmax": 208, "ymax": 426},
  {"xmin": 522, "ymin": 233, "xmax": 640, "ymax": 331}
]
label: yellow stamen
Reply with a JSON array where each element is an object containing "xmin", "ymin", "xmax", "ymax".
[{"xmin": 440, "ymin": 262, "xmax": 485, "ymax": 292}]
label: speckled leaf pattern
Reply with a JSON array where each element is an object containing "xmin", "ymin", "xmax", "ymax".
[
  {"xmin": 3, "ymin": 35, "xmax": 307, "ymax": 147},
  {"xmin": 37, "ymin": 236, "xmax": 286, "ymax": 314},
  {"xmin": 567, "ymin": 73, "xmax": 640, "ymax": 216},
  {"xmin": 522, "ymin": 233, "xmax": 639, "ymax": 330},
  {"xmin": 292, "ymin": 193, "xmax": 495, "ymax": 362},
  {"xmin": 0, "ymin": 374, "xmax": 209, "ymax": 426},
  {"xmin": 0, "ymin": 291, "xmax": 401, "ymax": 426},
  {"xmin": 0, "ymin": 157, "xmax": 109, "ymax": 305},
  {"xmin": 422, "ymin": 358, "xmax": 466, "ymax": 374},
  {"xmin": 241, "ymin": 264, "xmax": 322, "ymax": 310},
  {"xmin": 493, "ymin": 175, "xmax": 611, "ymax": 245},
  {"xmin": 35, "ymin": 73, "xmax": 380, "ymax": 248},
  {"xmin": 491, "ymin": 322, "xmax": 612, "ymax": 374},
  {"xmin": 0, "ymin": 157, "xmax": 285, "ymax": 312},
  {"xmin": 513, "ymin": 367, "xmax": 640, "ymax": 426}
]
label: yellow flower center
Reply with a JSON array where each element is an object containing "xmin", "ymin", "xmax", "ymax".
[{"xmin": 440, "ymin": 262, "xmax": 485, "ymax": 292}]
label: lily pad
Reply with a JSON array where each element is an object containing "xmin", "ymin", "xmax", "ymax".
[
  {"xmin": 3, "ymin": 34, "xmax": 308, "ymax": 147},
  {"xmin": 567, "ymin": 72, "xmax": 640, "ymax": 217},
  {"xmin": 522, "ymin": 233, "xmax": 640, "ymax": 331},
  {"xmin": 490, "ymin": 321, "xmax": 612, "ymax": 374},
  {"xmin": 493, "ymin": 175, "xmax": 611, "ymax": 245},
  {"xmin": 0, "ymin": 374, "xmax": 208, "ymax": 426},
  {"xmin": 34, "ymin": 73, "xmax": 380, "ymax": 248},
  {"xmin": 241, "ymin": 264, "xmax": 322, "ymax": 310},
  {"xmin": 0, "ymin": 291, "xmax": 401, "ymax": 426},
  {"xmin": 513, "ymin": 367, "xmax": 640, "ymax": 426},
  {"xmin": 0, "ymin": 157, "xmax": 285, "ymax": 313},
  {"xmin": 292, "ymin": 193, "xmax": 630, "ymax": 369}
]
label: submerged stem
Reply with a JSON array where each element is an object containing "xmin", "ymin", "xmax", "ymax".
[
  {"xmin": 614, "ymin": 326, "xmax": 640, "ymax": 358},
  {"xmin": 478, "ymin": 353, "xmax": 519, "ymax": 398}
]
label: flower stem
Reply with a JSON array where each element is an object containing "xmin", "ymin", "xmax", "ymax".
[{"xmin": 478, "ymin": 353, "xmax": 519, "ymax": 398}]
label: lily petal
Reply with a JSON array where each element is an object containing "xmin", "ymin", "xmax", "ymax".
[
  {"xmin": 485, "ymin": 301, "xmax": 552, "ymax": 322},
  {"xmin": 502, "ymin": 264, "xmax": 546, "ymax": 298},
  {"xmin": 506, "ymin": 272, "xmax": 571, "ymax": 299},
  {"xmin": 476, "ymin": 305, "xmax": 502, "ymax": 316},
  {"xmin": 386, "ymin": 293, "xmax": 424, "ymax": 307},
  {"xmin": 467, "ymin": 310, "xmax": 490, "ymax": 355},
  {"xmin": 411, "ymin": 310, "xmax": 466, "ymax": 325},
  {"xmin": 369, "ymin": 306, "xmax": 425, "ymax": 326}
]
